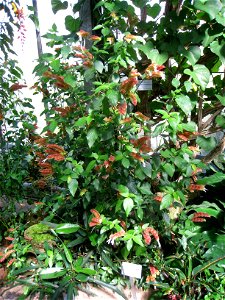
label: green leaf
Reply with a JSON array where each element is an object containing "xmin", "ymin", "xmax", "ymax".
[
  {"xmin": 67, "ymin": 236, "xmax": 86, "ymax": 247},
  {"xmin": 101, "ymin": 252, "xmax": 118, "ymax": 272},
  {"xmin": 192, "ymin": 255, "xmax": 225, "ymax": 277},
  {"xmin": 133, "ymin": 235, "xmax": 144, "ymax": 247},
  {"xmin": 137, "ymin": 207, "xmax": 144, "ymax": 220},
  {"xmin": 84, "ymin": 160, "xmax": 96, "ymax": 176},
  {"xmin": 182, "ymin": 46, "xmax": 201, "ymax": 66},
  {"xmin": 66, "ymin": 283, "xmax": 75, "ymax": 300},
  {"xmin": 196, "ymin": 136, "xmax": 216, "ymax": 151},
  {"xmin": 94, "ymin": 60, "xmax": 104, "ymax": 73},
  {"xmin": 162, "ymin": 163, "xmax": 175, "ymax": 177},
  {"xmin": 88, "ymin": 278, "xmax": 128, "ymax": 300},
  {"xmin": 182, "ymin": 121, "xmax": 197, "ymax": 132},
  {"xmin": 63, "ymin": 244, "xmax": 73, "ymax": 263},
  {"xmin": 87, "ymin": 128, "xmax": 98, "ymax": 148},
  {"xmin": 61, "ymin": 45, "xmax": 71, "ymax": 59},
  {"xmin": 102, "ymin": 27, "xmax": 111, "ymax": 36},
  {"xmin": 39, "ymin": 268, "xmax": 67, "ymax": 279},
  {"xmin": 75, "ymin": 273, "xmax": 89, "ymax": 282},
  {"xmin": 65, "ymin": 16, "xmax": 81, "ymax": 32},
  {"xmin": 48, "ymin": 119, "xmax": 58, "ymax": 132},
  {"xmin": 106, "ymin": 89, "xmax": 120, "ymax": 106},
  {"xmin": 152, "ymin": 122, "xmax": 166, "ymax": 137},
  {"xmin": 74, "ymin": 116, "xmax": 91, "ymax": 127},
  {"xmin": 51, "ymin": 0, "xmax": 68, "ymax": 14},
  {"xmin": 210, "ymin": 41, "xmax": 225, "ymax": 64},
  {"xmin": 74, "ymin": 267, "xmax": 96, "ymax": 275},
  {"xmin": 145, "ymin": 49, "xmax": 168, "ymax": 65},
  {"xmin": 140, "ymin": 162, "xmax": 152, "ymax": 177},
  {"xmin": 95, "ymin": 82, "xmax": 117, "ymax": 93},
  {"xmin": 137, "ymin": 41, "xmax": 154, "ymax": 58},
  {"xmin": 184, "ymin": 81, "xmax": 192, "ymax": 92},
  {"xmin": 50, "ymin": 59, "xmax": 60, "ymax": 72},
  {"xmin": 197, "ymin": 172, "xmax": 225, "ymax": 185},
  {"xmin": 160, "ymin": 194, "xmax": 173, "ymax": 210},
  {"xmin": 118, "ymin": 185, "xmax": 129, "ymax": 196},
  {"xmin": 123, "ymin": 198, "xmax": 134, "ymax": 217},
  {"xmin": 12, "ymin": 266, "xmax": 38, "ymax": 276},
  {"xmin": 55, "ymin": 223, "xmax": 80, "ymax": 234},
  {"xmin": 172, "ymin": 78, "xmax": 180, "ymax": 89},
  {"xmin": 64, "ymin": 74, "xmax": 76, "ymax": 87},
  {"xmin": 216, "ymin": 8, "xmax": 225, "ymax": 26},
  {"xmin": 146, "ymin": 3, "xmax": 161, "ymax": 18},
  {"xmin": 194, "ymin": 0, "xmax": 222, "ymax": 20},
  {"xmin": 122, "ymin": 157, "xmax": 130, "ymax": 168},
  {"xmin": 84, "ymin": 68, "xmax": 95, "ymax": 81},
  {"xmin": 126, "ymin": 238, "xmax": 133, "ymax": 252},
  {"xmin": 203, "ymin": 245, "xmax": 225, "ymax": 261},
  {"xmin": 138, "ymin": 182, "xmax": 152, "ymax": 195},
  {"xmin": 184, "ymin": 65, "xmax": 210, "ymax": 90},
  {"xmin": 68, "ymin": 178, "xmax": 78, "ymax": 196},
  {"xmin": 193, "ymin": 207, "xmax": 221, "ymax": 218},
  {"xmin": 175, "ymin": 95, "xmax": 193, "ymax": 115},
  {"xmin": 215, "ymin": 94, "xmax": 225, "ymax": 106},
  {"xmin": 215, "ymin": 115, "xmax": 225, "ymax": 128}
]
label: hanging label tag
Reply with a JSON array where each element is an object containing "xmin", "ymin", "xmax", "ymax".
[{"xmin": 121, "ymin": 262, "xmax": 142, "ymax": 279}]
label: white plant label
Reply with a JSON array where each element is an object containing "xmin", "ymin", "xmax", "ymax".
[{"xmin": 121, "ymin": 262, "xmax": 142, "ymax": 279}]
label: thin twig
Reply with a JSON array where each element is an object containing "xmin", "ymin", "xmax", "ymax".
[
  {"xmin": 202, "ymin": 134, "xmax": 225, "ymax": 164},
  {"xmin": 201, "ymin": 108, "xmax": 223, "ymax": 131},
  {"xmin": 198, "ymin": 95, "xmax": 203, "ymax": 132}
]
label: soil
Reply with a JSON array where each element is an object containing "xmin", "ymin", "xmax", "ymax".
[{"xmin": 0, "ymin": 284, "xmax": 151, "ymax": 300}]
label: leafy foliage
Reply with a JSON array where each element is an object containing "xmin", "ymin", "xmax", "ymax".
[{"xmin": 1, "ymin": 0, "xmax": 225, "ymax": 299}]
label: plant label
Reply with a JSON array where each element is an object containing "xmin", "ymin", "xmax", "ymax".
[{"xmin": 121, "ymin": 262, "xmax": 142, "ymax": 279}]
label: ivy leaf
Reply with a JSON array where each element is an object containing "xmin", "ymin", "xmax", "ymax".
[
  {"xmin": 146, "ymin": 3, "xmax": 161, "ymax": 19},
  {"xmin": 175, "ymin": 95, "xmax": 193, "ymax": 115},
  {"xmin": 61, "ymin": 45, "xmax": 71, "ymax": 59},
  {"xmin": 182, "ymin": 46, "xmax": 201, "ymax": 66},
  {"xmin": 215, "ymin": 115, "xmax": 225, "ymax": 128},
  {"xmin": 172, "ymin": 78, "xmax": 180, "ymax": 88},
  {"xmin": 123, "ymin": 198, "xmax": 134, "ymax": 217},
  {"xmin": 51, "ymin": 0, "xmax": 68, "ymax": 14},
  {"xmin": 216, "ymin": 94, "xmax": 225, "ymax": 106},
  {"xmin": 65, "ymin": 16, "xmax": 81, "ymax": 32},
  {"xmin": 210, "ymin": 41, "xmax": 225, "ymax": 64},
  {"xmin": 87, "ymin": 128, "xmax": 98, "ymax": 148},
  {"xmin": 194, "ymin": 0, "xmax": 222, "ymax": 20},
  {"xmin": 146, "ymin": 49, "xmax": 168, "ymax": 65},
  {"xmin": 216, "ymin": 8, "xmax": 225, "ymax": 26},
  {"xmin": 184, "ymin": 65, "xmax": 210, "ymax": 90},
  {"xmin": 136, "ymin": 41, "xmax": 153, "ymax": 57}
]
